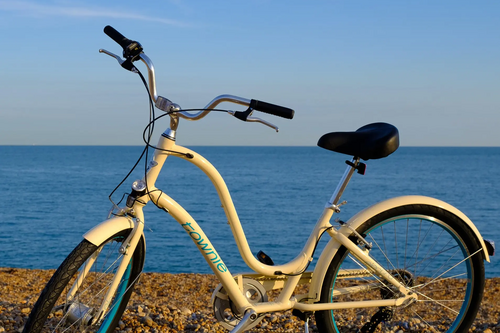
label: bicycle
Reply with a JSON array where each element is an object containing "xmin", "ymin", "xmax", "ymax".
[{"xmin": 22, "ymin": 26, "xmax": 494, "ymax": 333}]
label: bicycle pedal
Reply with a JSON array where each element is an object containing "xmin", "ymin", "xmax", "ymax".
[{"xmin": 257, "ymin": 250, "xmax": 275, "ymax": 265}]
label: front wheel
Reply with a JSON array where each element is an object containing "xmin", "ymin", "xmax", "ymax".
[
  {"xmin": 23, "ymin": 230, "xmax": 145, "ymax": 333},
  {"xmin": 316, "ymin": 204, "xmax": 485, "ymax": 333}
]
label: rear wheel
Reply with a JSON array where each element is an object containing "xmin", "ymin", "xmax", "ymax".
[
  {"xmin": 23, "ymin": 230, "xmax": 145, "ymax": 333},
  {"xmin": 316, "ymin": 204, "xmax": 485, "ymax": 333}
]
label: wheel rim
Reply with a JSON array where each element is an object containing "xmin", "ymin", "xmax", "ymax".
[{"xmin": 329, "ymin": 215, "xmax": 475, "ymax": 333}]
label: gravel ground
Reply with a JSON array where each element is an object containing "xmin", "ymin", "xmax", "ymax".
[{"xmin": 1, "ymin": 267, "xmax": 499, "ymax": 332}]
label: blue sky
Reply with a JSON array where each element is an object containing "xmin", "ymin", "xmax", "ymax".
[{"xmin": 0, "ymin": 1, "xmax": 499, "ymax": 146}]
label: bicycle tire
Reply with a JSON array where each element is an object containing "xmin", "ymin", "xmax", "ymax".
[
  {"xmin": 315, "ymin": 204, "xmax": 485, "ymax": 333},
  {"xmin": 23, "ymin": 230, "xmax": 145, "ymax": 333}
]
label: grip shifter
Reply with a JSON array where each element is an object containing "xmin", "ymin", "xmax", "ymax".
[
  {"xmin": 103, "ymin": 25, "xmax": 143, "ymax": 61},
  {"xmin": 230, "ymin": 99, "xmax": 293, "ymax": 131},
  {"xmin": 250, "ymin": 99, "xmax": 294, "ymax": 119}
]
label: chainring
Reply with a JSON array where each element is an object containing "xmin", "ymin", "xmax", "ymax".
[{"xmin": 211, "ymin": 277, "xmax": 268, "ymax": 330}]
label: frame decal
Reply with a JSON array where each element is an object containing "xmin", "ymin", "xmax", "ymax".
[{"xmin": 182, "ymin": 222, "xmax": 228, "ymax": 273}]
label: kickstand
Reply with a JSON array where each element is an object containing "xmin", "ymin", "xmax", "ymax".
[{"xmin": 304, "ymin": 314, "xmax": 311, "ymax": 333}]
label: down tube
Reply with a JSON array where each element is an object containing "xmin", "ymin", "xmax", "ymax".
[{"xmin": 149, "ymin": 190, "xmax": 250, "ymax": 310}]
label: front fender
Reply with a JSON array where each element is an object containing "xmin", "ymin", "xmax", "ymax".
[
  {"xmin": 83, "ymin": 216, "xmax": 135, "ymax": 246},
  {"xmin": 309, "ymin": 195, "xmax": 489, "ymax": 302}
]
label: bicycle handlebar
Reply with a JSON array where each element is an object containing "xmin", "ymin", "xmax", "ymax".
[
  {"xmin": 101, "ymin": 25, "xmax": 295, "ymax": 123},
  {"xmin": 249, "ymin": 99, "xmax": 294, "ymax": 119},
  {"xmin": 104, "ymin": 25, "xmax": 143, "ymax": 60},
  {"xmin": 103, "ymin": 25, "xmax": 132, "ymax": 49}
]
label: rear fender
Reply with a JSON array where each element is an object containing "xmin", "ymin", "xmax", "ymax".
[{"xmin": 309, "ymin": 195, "xmax": 490, "ymax": 302}]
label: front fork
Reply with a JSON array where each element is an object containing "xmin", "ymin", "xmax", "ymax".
[{"xmin": 67, "ymin": 214, "xmax": 145, "ymax": 326}]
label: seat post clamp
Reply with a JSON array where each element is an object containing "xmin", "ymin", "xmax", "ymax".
[{"xmin": 345, "ymin": 160, "xmax": 367, "ymax": 175}]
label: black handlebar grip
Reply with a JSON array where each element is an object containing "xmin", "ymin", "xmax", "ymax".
[
  {"xmin": 104, "ymin": 25, "xmax": 133, "ymax": 50},
  {"xmin": 250, "ymin": 99, "xmax": 295, "ymax": 119}
]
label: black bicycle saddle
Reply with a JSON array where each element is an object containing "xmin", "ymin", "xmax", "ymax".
[{"xmin": 317, "ymin": 122, "xmax": 399, "ymax": 160}]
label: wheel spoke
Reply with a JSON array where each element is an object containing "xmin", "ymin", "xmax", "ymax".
[
  {"xmin": 394, "ymin": 221, "xmax": 399, "ymax": 269},
  {"xmin": 414, "ymin": 288, "xmax": 460, "ymax": 315},
  {"xmin": 410, "ymin": 309, "xmax": 433, "ymax": 329},
  {"xmin": 318, "ymin": 207, "xmax": 484, "ymax": 333},
  {"xmin": 346, "ymin": 254, "xmax": 393, "ymax": 292},
  {"xmin": 419, "ymin": 248, "xmax": 482, "ymax": 291},
  {"xmin": 404, "ymin": 244, "xmax": 459, "ymax": 275},
  {"xmin": 75, "ymin": 252, "xmax": 124, "ymax": 302},
  {"xmin": 368, "ymin": 233, "xmax": 410, "ymax": 288},
  {"xmin": 23, "ymin": 232, "xmax": 144, "ymax": 333}
]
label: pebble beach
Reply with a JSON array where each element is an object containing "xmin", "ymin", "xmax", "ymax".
[{"xmin": 1, "ymin": 267, "xmax": 499, "ymax": 333}]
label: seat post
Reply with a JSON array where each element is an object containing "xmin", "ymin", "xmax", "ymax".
[{"xmin": 328, "ymin": 157, "xmax": 360, "ymax": 208}]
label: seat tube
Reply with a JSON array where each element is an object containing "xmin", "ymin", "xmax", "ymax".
[{"xmin": 328, "ymin": 157, "xmax": 360, "ymax": 206}]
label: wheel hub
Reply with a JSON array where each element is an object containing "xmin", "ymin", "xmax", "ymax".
[{"xmin": 66, "ymin": 302, "xmax": 94, "ymax": 328}]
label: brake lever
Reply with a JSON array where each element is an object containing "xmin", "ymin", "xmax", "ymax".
[
  {"xmin": 246, "ymin": 116, "xmax": 279, "ymax": 132},
  {"xmin": 99, "ymin": 49, "xmax": 138, "ymax": 73},
  {"xmin": 99, "ymin": 49, "xmax": 124, "ymax": 65},
  {"xmin": 228, "ymin": 110, "xmax": 279, "ymax": 132}
]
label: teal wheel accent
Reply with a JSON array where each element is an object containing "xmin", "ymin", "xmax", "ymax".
[
  {"xmin": 315, "ymin": 204, "xmax": 484, "ymax": 333},
  {"xmin": 23, "ymin": 230, "xmax": 145, "ymax": 333}
]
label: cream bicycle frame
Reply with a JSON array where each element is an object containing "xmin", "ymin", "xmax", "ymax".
[
  {"xmin": 144, "ymin": 135, "xmax": 419, "ymax": 313},
  {"xmin": 75, "ymin": 56, "xmax": 489, "ymax": 320},
  {"xmin": 83, "ymin": 131, "xmax": 424, "ymax": 319},
  {"xmin": 81, "ymin": 126, "xmax": 490, "ymax": 324},
  {"xmin": 82, "ymin": 128, "xmax": 492, "ymax": 328}
]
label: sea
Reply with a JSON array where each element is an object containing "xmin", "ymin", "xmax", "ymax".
[{"xmin": 1, "ymin": 146, "xmax": 499, "ymax": 277}]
